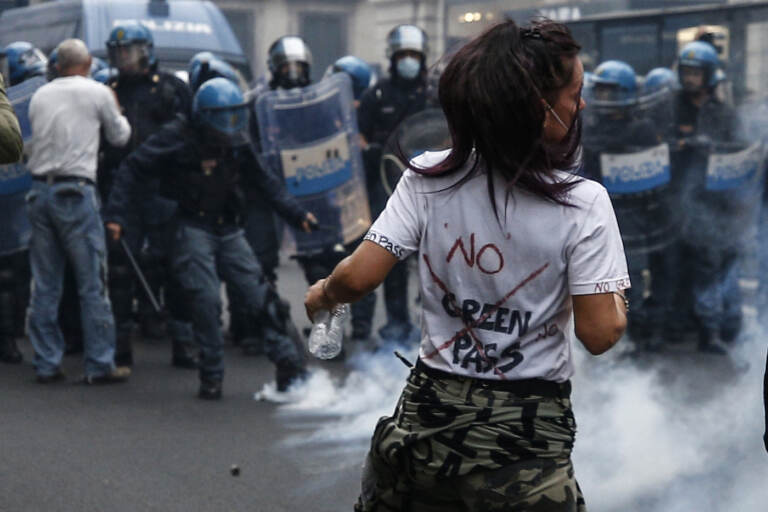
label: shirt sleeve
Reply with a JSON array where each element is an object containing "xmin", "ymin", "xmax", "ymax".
[
  {"xmin": 365, "ymin": 170, "xmax": 422, "ymax": 260},
  {"xmin": 97, "ymin": 84, "xmax": 131, "ymax": 147},
  {"xmin": 567, "ymin": 186, "xmax": 630, "ymax": 295}
]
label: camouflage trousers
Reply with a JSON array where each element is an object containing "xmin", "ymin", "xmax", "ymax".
[{"xmin": 355, "ymin": 366, "xmax": 587, "ymax": 512}]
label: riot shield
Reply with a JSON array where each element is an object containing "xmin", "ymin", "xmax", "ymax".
[
  {"xmin": 255, "ymin": 73, "xmax": 370, "ymax": 256},
  {"xmin": 379, "ymin": 108, "xmax": 451, "ymax": 196},
  {"xmin": 0, "ymin": 76, "xmax": 46, "ymax": 256},
  {"xmin": 679, "ymin": 141, "xmax": 766, "ymax": 248},
  {"xmin": 598, "ymin": 143, "xmax": 677, "ymax": 253}
]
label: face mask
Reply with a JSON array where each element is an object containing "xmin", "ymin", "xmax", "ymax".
[{"xmin": 396, "ymin": 56, "xmax": 421, "ymax": 80}]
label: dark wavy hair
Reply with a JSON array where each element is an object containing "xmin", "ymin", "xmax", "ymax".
[{"xmin": 411, "ymin": 18, "xmax": 583, "ymax": 209}]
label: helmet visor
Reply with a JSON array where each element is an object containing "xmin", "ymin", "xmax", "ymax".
[
  {"xmin": 20, "ymin": 48, "xmax": 46, "ymax": 69},
  {"xmin": 277, "ymin": 62, "xmax": 309, "ymax": 88},
  {"xmin": 108, "ymin": 43, "xmax": 149, "ymax": 74}
]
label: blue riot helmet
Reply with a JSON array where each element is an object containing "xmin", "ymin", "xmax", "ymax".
[
  {"xmin": 677, "ymin": 41, "xmax": 719, "ymax": 92},
  {"xmin": 189, "ymin": 56, "xmax": 238, "ymax": 93},
  {"xmin": 268, "ymin": 36, "xmax": 312, "ymax": 90},
  {"xmin": 329, "ymin": 56, "xmax": 372, "ymax": 100},
  {"xmin": 5, "ymin": 42, "xmax": 47, "ymax": 86},
  {"xmin": 106, "ymin": 22, "xmax": 156, "ymax": 75},
  {"xmin": 187, "ymin": 51, "xmax": 215, "ymax": 85},
  {"xmin": 92, "ymin": 67, "xmax": 117, "ymax": 84},
  {"xmin": 386, "ymin": 24, "xmax": 428, "ymax": 81},
  {"xmin": 592, "ymin": 60, "xmax": 637, "ymax": 105},
  {"xmin": 644, "ymin": 67, "xmax": 677, "ymax": 94},
  {"xmin": 193, "ymin": 77, "xmax": 250, "ymax": 146}
]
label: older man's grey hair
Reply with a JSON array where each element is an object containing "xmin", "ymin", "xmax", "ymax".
[{"xmin": 56, "ymin": 39, "xmax": 91, "ymax": 71}]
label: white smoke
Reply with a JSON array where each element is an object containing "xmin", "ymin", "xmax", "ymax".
[
  {"xmin": 572, "ymin": 328, "xmax": 768, "ymax": 511},
  {"xmin": 256, "ymin": 331, "xmax": 767, "ymax": 511},
  {"xmin": 254, "ymin": 341, "xmax": 414, "ymax": 444}
]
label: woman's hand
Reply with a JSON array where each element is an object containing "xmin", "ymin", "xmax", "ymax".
[{"xmin": 304, "ymin": 278, "xmax": 336, "ymax": 322}]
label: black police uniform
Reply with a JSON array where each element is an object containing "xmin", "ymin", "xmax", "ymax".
[
  {"xmin": 101, "ymin": 69, "xmax": 192, "ymax": 365},
  {"xmin": 357, "ymin": 75, "xmax": 427, "ymax": 342},
  {"xmin": 105, "ymin": 116, "xmax": 308, "ymax": 389}
]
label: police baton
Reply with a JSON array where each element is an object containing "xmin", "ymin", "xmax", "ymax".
[{"xmin": 119, "ymin": 237, "xmax": 162, "ymax": 314}]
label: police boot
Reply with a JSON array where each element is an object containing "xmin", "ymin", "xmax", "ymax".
[
  {"xmin": 198, "ymin": 378, "xmax": 222, "ymax": 400},
  {"xmin": 171, "ymin": 340, "xmax": 198, "ymax": 369},
  {"xmin": 275, "ymin": 359, "xmax": 308, "ymax": 392},
  {"xmin": 114, "ymin": 333, "xmax": 133, "ymax": 367},
  {"xmin": 0, "ymin": 336, "xmax": 22, "ymax": 364},
  {"xmin": 697, "ymin": 328, "xmax": 728, "ymax": 355}
]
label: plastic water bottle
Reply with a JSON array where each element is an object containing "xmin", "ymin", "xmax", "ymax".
[{"xmin": 308, "ymin": 303, "xmax": 349, "ymax": 359}]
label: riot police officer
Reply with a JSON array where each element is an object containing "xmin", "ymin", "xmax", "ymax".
[
  {"xmin": 105, "ymin": 78, "xmax": 315, "ymax": 399},
  {"xmin": 582, "ymin": 60, "xmax": 673, "ymax": 351},
  {"xmin": 101, "ymin": 21, "xmax": 194, "ymax": 367},
  {"xmin": 4, "ymin": 42, "xmax": 46, "ymax": 86},
  {"xmin": 186, "ymin": 53, "xmax": 261, "ymax": 352},
  {"xmin": 673, "ymin": 41, "xmax": 743, "ymax": 354},
  {"xmin": 357, "ymin": 25, "xmax": 429, "ymax": 345}
]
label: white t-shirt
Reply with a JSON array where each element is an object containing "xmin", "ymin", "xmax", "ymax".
[
  {"xmin": 28, "ymin": 75, "xmax": 130, "ymax": 181},
  {"xmin": 366, "ymin": 150, "xmax": 630, "ymax": 382}
]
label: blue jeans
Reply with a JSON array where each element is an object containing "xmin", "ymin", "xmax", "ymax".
[
  {"xmin": 171, "ymin": 222, "xmax": 303, "ymax": 381},
  {"xmin": 26, "ymin": 180, "xmax": 115, "ymax": 377}
]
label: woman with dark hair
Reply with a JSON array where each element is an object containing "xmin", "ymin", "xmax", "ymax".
[{"xmin": 305, "ymin": 18, "xmax": 628, "ymax": 511}]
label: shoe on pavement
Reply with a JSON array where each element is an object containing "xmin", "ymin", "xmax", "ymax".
[{"xmin": 79, "ymin": 366, "xmax": 131, "ymax": 385}]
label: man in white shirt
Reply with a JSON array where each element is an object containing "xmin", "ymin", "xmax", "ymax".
[{"xmin": 26, "ymin": 39, "xmax": 131, "ymax": 384}]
